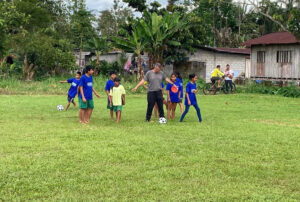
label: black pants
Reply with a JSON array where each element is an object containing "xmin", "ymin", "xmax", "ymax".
[
  {"xmin": 225, "ymin": 80, "xmax": 233, "ymax": 92},
  {"xmin": 146, "ymin": 90, "xmax": 164, "ymax": 121}
]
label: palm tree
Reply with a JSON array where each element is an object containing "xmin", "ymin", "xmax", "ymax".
[{"xmin": 92, "ymin": 36, "xmax": 111, "ymax": 66}]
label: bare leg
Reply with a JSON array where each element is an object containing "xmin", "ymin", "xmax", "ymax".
[
  {"xmin": 72, "ymin": 101, "xmax": 76, "ymax": 108},
  {"xmin": 79, "ymin": 109, "xmax": 85, "ymax": 123},
  {"xmin": 179, "ymin": 102, "xmax": 183, "ymax": 115},
  {"xmin": 85, "ymin": 109, "xmax": 93, "ymax": 124},
  {"xmin": 65, "ymin": 102, "xmax": 71, "ymax": 111},
  {"xmin": 167, "ymin": 102, "xmax": 171, "ymax": 119},
  {"xmin": 218, "ymin": 80, "xmax": 221, "ymax": 88},
  {"xmin": 110, "ymin": 109, "xmax": 114, "ymax": 121},
  {"xmin": 172, "ymin": 103, "xmax": 177, "ymax": 120},
  {"xmin": 116, "ymin": 111, "xmax": 121, "ymax": 123}
]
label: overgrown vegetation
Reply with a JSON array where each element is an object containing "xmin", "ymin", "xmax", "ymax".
[{"xmin": 237, "ymin": 82, "xmax": 300, "ymax": 98}]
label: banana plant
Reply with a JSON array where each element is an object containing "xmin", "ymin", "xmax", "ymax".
[
  {"xmin": 112, "ymin": 27, "xmax": 149, "ymax": 81},
  {"xmin": 91, "ymin": 36, "xmax": 111, "ymax": 66}
]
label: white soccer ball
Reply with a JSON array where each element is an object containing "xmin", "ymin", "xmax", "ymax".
[
  {"xmin": 57, "ymin": 105, "xmax": 64, "ymax": 111},
  {"xmin": 158, "ymin": 117, "xmax": 167, "ymax": 124}
]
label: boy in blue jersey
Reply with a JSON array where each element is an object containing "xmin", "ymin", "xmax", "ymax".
[
  {"xmin": 105, "ymin": 71, "xmax": 117, "ymax": 120},
  {"xmin": 59, "ymin": 71, "xmax": 81, "ymax": 111},
  {"xmin": 180, "ymin": 74, "xmax": 202, "ymax": 123},
  {"xmin": 79, "ymin": 66, "xmax": 101, "ymax": 124},
  {"xmin": 166, "ymin": 73, "xmax": 182, "ymax": 120},
  {"xmin": 175, "ymin": 72, "xmax": 184, "ymax": 115}
]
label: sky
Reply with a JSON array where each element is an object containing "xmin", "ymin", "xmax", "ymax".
[{"xmin": 86, "ymin": 0, "xmax": 168, "ymax": 13}]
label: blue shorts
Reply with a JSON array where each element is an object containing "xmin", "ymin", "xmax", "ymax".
[{"xmin": 68, "ymin": 95, "xmax": 75, "ymax": 103}]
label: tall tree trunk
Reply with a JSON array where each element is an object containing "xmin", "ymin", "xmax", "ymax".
[
  {"xmin": 137, "ymin": 54, "xmax": 144, "ymax": 81},
  {"xmin": 148, "ymin": 53, "xmax": 154, "ymax": 70}
]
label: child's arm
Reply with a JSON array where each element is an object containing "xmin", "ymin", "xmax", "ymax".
[
  {"xmin": 108, "ymin": 95, "xmax": 112, "ymax": 106},
  {"xmin": 59, "ymin": 81, "xmax": 68, "ymax": 83},
  {"xmin": 178, "ymin": 91, "xmax": 181, "ymax": 99},
  {"xmin": 186, "ymin": 92, "xmax": 191, "ymax": 105},
  {"xmin": 93, "ymin": 88, "xmax": 100, "ymax": 98},
  {"xmin": 80, "ymin": 86, "xmax": 86, "ymax": 102},
  {"xmin": 167, "ymin": 90, "xmax": 170, "ymax": 102},
  {"xmin": 122, "ymin": 94, "xmax": 126, "ymax": 105}
]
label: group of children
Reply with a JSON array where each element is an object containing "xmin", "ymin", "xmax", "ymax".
[{"xmin": 60, "ymin": 66, "xmax": 202, "ymax": 124}]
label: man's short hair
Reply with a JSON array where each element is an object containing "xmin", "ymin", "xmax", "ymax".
[
  {"xmin": 217, "ymin": 65, "xmax": 221, "ymax": 68},
  {"xmin": 114, "ymin": 77, "xmax": 121, "ymax": 82},
  {"xmin": 226, "ymin": 64, "xmax": 230, "ymax": 67},
  {"xmin": 154, "ymin": 63, "xmax": 162, "ymax": 69}
]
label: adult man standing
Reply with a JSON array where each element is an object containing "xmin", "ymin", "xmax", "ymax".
[
  {"xmin": 224, "ymin": 64, "xmax": 234, "ymax": 93},
  {"xmin": 133, "ymin": 63, "xmax": 173, "ymax": 122}
]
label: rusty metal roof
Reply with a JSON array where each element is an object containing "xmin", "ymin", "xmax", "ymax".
[{"xmin": 243, "ymin": 31, "xmax": 300, "ymax": 47}]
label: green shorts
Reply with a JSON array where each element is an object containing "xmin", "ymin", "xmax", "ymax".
[
  {"xmin": 107, "ymin": 101, "xmax": 113, "ymax": 110},
  {"xmin": 113, "ymin": 105, "xmax": 122, "ymax": 112},
  {"xmin": 79, "ymin": 97, "xmax": 94, "ymax": 109}
]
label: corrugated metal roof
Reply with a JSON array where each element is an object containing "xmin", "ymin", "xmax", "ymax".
[{"xmin": 243, "ymin": 31, "xmax": 300, "ymax": 47}]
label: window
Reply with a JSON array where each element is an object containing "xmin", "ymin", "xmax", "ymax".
[
  {"xmin": 257, "ymin": 51, "xmax": 265, "ymax": 63},
  {"xmin": 277, "ymin": 51, "xmax": 292, "ymax": 63}
]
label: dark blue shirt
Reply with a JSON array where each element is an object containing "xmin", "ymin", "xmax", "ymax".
[
  {"xmin": 67, "ymin": 78, "xmax": 80, "ymax": 98},
  {"xmin": 161, "ymin": 82, "xmax": 165, "ymax": 89},
  {"xmin": 105, "ymin": 80, "xmax": 115, "ymax": 91},
  {"xmin": 79, "ymin": 75, "xmax": 93, "ymax": 100},
  {"xmin": 166, "ymin": 81, "xmax": 182, "ymax": 103},
  {"xmin": 184, "ymin": 82, "xmax": 197, "ymax": 106},
  {"xmin": 176, "ymin": 78, "xmax": 183, "ymax": 99},
  {"xmin": 105, "ymin": 79, "xmax": 115, "ymax": 102}
]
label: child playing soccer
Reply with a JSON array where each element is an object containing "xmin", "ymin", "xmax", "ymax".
[
  {"xmin": 180, "ymin": 74, "xmax": 202, "ymax": 123},
  {"xmin": 78, "ymin": 66, "xmax": 100, "ymax": 124},
  {"xmin": 59, "ymin": 71, "xmax": 81, "ymax": 111},
  {"xmin": 166, "ymin": 73, "xmax": 182, "ymax": 120},
  {"xmin": 105, "ymin": 71, "xmax": 117, "ymax": 120},
  {"xmin": 175, "ymin": 72, "xmax": 184, "ymax": 115},
  {"xmin": 109, "ymin": 77, "xmax": 126, "ymax": 123}
]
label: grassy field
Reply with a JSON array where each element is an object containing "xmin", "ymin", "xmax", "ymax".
[{"xmin": 0, "ymin": 92, "xmax": 300, "ymax": 201}]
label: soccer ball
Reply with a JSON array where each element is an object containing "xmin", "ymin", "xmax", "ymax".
[
  {"xmin": 57, "ymin": 105, "xmax": 64, "ymax": 111},
  {"xmin": 158, "ymin": 117, "xmax": 167, "ymax": 124}
]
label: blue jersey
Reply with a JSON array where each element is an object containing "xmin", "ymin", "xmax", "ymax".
[
  {"xmin": 79, "ymin": 74, "xmax": 93, "ymax": 100},
  {"xmin": 161, "ymin": 82, "xmax": 165, "ymax": 89},
  {"xmin": 184, "ymin": 82, "xmax": 197, "ymax": 106},
  {"xmin": 166, "ymin": 81, "xmax": 182, "ymax": 103},
  {"xmin": 67, "ymin": 78, "xmax": 80, "ymax": 98},
  {"xmin": 105, "ymin": 80, "xmax": 115, "ymax": 91},
  {"xmin": 176, "ymin": 78, "xmax": 183, "ymax": 99}
]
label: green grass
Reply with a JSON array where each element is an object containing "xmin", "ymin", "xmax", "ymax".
[{"xmin": 0, "ymin": 92, "xmax": 300, "ymax": 201}]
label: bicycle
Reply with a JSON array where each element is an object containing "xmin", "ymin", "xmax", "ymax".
[{"xmin": 202, "ymin": 78, "xmax": 236, "ymax": 95}]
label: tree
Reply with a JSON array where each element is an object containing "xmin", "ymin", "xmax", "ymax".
[
  {"xmin": 123, "ymin": 0, "xmax": 147, "ymax": 12},
  {"xmin": 97, "ymin": 0, "xmax": 133, "ymax": 37}
]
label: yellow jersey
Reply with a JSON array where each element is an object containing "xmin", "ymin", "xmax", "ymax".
[{"xmin": 211, "ymin": 68, "xmax": 224, "ymax": 78}]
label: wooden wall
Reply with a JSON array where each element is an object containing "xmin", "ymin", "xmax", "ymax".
[{"xmin": 251, "ymin": 44, "xmax": 300, "ymax": 79}]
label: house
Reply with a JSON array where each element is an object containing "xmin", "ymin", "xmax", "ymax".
[
  {"xmin": 243, "ymin": 31, "xmax": 300, "ymax": 81},
  {"xmin": 172, "ymin": 46, "xmax": 250, "ymax": 82}
]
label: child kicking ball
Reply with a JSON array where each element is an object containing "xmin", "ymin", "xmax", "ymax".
[
  {"xmin": 59, "ymin": 71, "xmax": 81, "ymax": 111},
  {"xmin": 109, "ymin": 77, "xmax": 126, "ymax": 123},
  {"xmin": 166, "ymin": 73, "xmax": 182, "ymax": 120}
]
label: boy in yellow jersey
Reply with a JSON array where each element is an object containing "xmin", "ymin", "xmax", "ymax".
[
  {"xmin": 109, "ymin": 77, "xmax": 126, "ymax": 123},
  {"xmin": 211, "ymin": 65, "xmax": 224, "ymax": 88}
]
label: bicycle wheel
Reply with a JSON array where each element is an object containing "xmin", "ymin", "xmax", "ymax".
[{"xmin": 203, "ymin": 83, "xmax": 216, "ymax": 95}]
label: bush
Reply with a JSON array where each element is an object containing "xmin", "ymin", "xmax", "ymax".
[{"xmin": 237, "ymin": 82, "xmax": 300, "ymax": 98}]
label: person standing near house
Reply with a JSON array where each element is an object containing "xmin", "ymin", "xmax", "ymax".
[
  {"xmin": 105, "ymin": 71, "xmax": 117, "ymax": 120},
  {"xmin": 133, "ymin": 63, "xmax": 174, "ymax": 122},
  {"xmin": 224, "ymin": 64, "xmax": 234, "ymax": 93}
]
